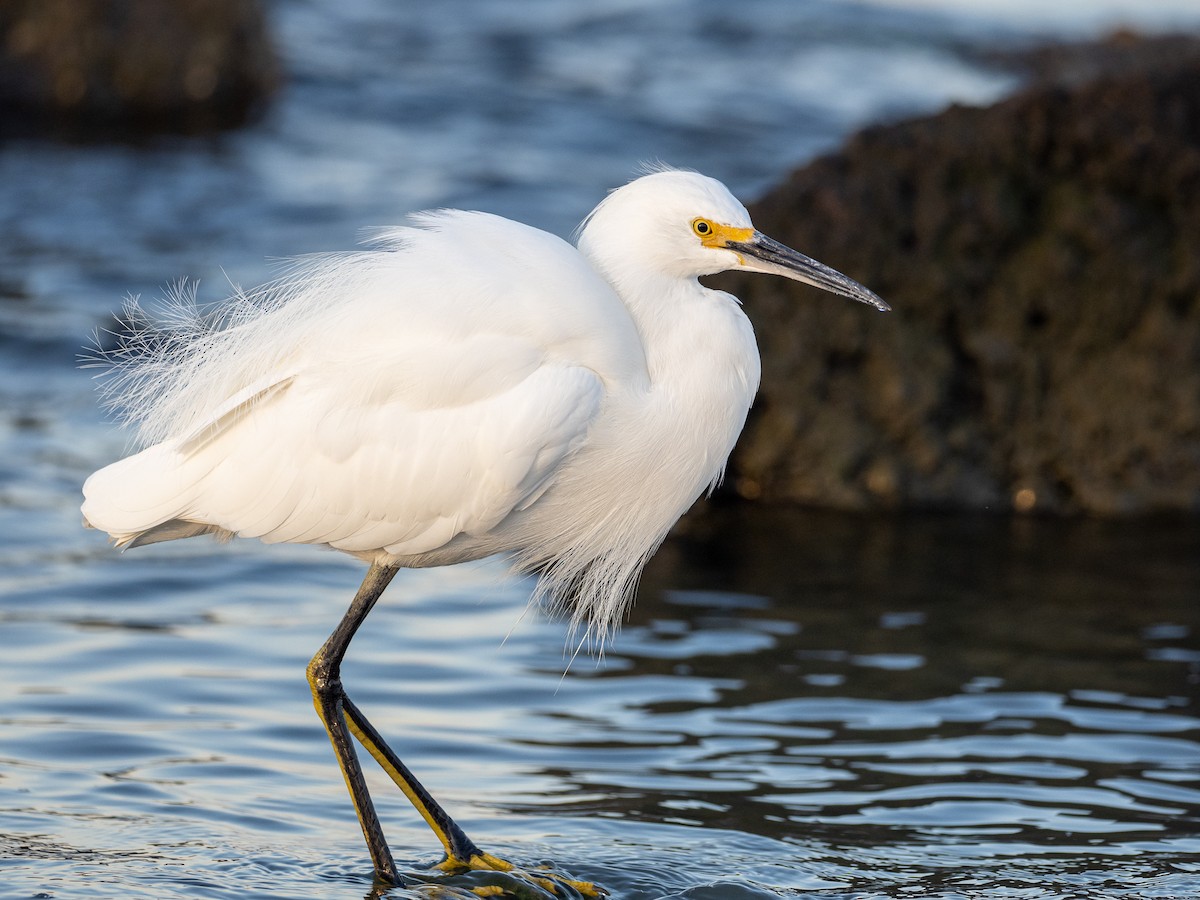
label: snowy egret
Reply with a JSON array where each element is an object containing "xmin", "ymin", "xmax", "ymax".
[{"xmin": 83, "ymin": 168, "xmax": 887, "ymax": 893}]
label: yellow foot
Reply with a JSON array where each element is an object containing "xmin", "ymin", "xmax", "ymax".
[{"xmin": 434, "ymin": 850, "xmax": 605, "ymax": 899}]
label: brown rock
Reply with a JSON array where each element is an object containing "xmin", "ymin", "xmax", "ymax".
[
  {"xmin": 0, "ymin": 0, "xmax": 278, "ymax": 136},
  {"xmin": 714, "ymin": 34, "xmax": 1200, "ymax": 516}
]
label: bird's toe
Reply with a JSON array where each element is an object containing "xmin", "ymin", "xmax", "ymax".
[{"xmin": 436, "ymin": 850, "xmax": 605, "ymax": 899}]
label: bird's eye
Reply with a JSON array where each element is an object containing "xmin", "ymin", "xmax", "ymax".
[{"xmin": 692, "ymin": 218, "xmax": 714, "ymax": 237}]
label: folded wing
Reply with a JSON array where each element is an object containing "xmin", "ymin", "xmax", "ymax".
[{"xmin": 83, "ymin": 337, "xmax": 604, "ymax": 560}]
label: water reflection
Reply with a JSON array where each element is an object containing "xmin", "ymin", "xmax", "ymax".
[
  {"xmin": 3, "ymin": 500, "xmax": 1199, "ymax": 898},
  {"xmin": 504, "ymin": 509, "xmax": 1200, "ymax": 896}
]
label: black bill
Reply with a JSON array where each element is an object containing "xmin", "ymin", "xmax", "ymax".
[{"xmin": 729, "ymin": 232, "xmax": 890, "ymax": 312}]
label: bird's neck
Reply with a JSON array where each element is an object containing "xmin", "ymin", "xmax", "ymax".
[
  {"xmin": 606, "ymin": 267, "xmax": 761, "ymax": 398},
  {"xmin": 613, "ymin": 270, "xmax": 691, "ymax": 363},
  {"xmin": 576, "ymin": 234, "xmax": 759, "ymax": 391}
]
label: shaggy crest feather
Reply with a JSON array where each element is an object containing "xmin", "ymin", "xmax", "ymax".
[
  {"xmin": 517, "ymin": 505, "xmax": 663, "ymax": 648},
  {"xmin": 86, "ymin": 231, "xmax": 426, "ymax": 449}
]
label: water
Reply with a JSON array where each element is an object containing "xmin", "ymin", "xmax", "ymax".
[
  {"xmin": 4, "ymin": 512, "xmax": 1199, "ymax": 898},
  {"xmin": 2, "ymin": 1, "xmax": 1199, "ymax": 898}
]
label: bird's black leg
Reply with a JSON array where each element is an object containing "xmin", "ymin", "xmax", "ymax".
[
  {"xmin": 341, "ymin": 695, "xmax": 483, "ymax": 864},
  {"xmin": 344, "ymin": 698, "xmax": 604, "ymax": 897},
  {"xmin": 307, "ymin": 562, "xmax": 401, "ymax": 885},
  {"xmin": 310, "ymin": 563, "xmax": 605, "ymax": 897}
]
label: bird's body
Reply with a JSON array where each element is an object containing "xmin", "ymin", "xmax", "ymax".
[
  {"xmin": 84, "ymin": 179, "xmax": 763, "ymax": 636},
  {"xmin": 82, "ymin": 169, "xmax": 886, "ymax": 891}
]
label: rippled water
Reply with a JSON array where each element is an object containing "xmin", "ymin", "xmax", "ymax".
[
  {"xmin": 2, "ymin": 1, "xmax": 1200, "ymax": 898},
  {"xmin": 4, "ymin": 511, "xmax": 1199, "ymax": 899}
]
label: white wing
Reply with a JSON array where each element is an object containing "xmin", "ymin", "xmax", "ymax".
[
  {"xmin": 82, "ymin": 211, "xmax": 644, "ymax": 561},
  {"xmin": 207, "ymin": 352, "xmax": 603, "ymax": 556}
]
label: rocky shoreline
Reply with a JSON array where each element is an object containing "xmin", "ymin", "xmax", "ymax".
[
  {"xmin": 715, "ymin": 33, "xmax": 1200, "ymax": 516},
  {"xmin": 0, "ymin": 0, "xmax": 277, "ymax": 137}
]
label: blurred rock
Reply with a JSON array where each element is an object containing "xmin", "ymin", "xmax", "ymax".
[
  {"xmin": 982, "ymin": 29, "xmax": 1200, "ymax": 89},
  {"xmin": 713, "ymin": 33, "xmax": 1200, "ymax": 516},
  {"xmin": 0, "ymin": 0, "xmax": 278, "ymax": 137}
]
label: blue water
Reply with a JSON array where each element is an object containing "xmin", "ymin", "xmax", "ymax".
[{"xmin": 2, "ymin": 1, "xmax": 1200, "ymax": 898}]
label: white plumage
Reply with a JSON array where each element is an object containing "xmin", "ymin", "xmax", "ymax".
[{"xmin": 83, "ymin": 168, "xmax": 887, "ymax": 640}]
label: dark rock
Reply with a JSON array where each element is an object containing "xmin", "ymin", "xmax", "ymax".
[
  {"xmin": 0, "ymin": 0, "xmax": 278, "ymax": 137},
  {"xmin": 982, "ymin": 29, "xmax": 1200, "ymax": 90},
  {"xmin": 713, "ymin": 33, "xmax": 1200, "ymax": 516}
]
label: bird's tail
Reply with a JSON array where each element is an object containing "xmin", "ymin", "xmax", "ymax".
[{"xmin": 81, "ymin": 443, "xmax": 225, "ymax": 548}]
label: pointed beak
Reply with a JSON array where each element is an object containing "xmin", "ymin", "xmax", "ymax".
[{"xmin": 727, "ymin": 231, "xmax": 890, "ymax": 312}]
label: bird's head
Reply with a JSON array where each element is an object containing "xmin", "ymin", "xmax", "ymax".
[{"xmin": 578, "ymin": 167, "xmax": 889, "ymax": 312}]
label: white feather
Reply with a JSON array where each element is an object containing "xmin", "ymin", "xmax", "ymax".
[{"xmin": 83, "ymin": 171, "xmax": 779, "ymax": 641}]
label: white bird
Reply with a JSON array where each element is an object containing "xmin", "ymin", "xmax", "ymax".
[{"xmin": 82, "ymin": 168, "xmax": 887, "ymax": 894}]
